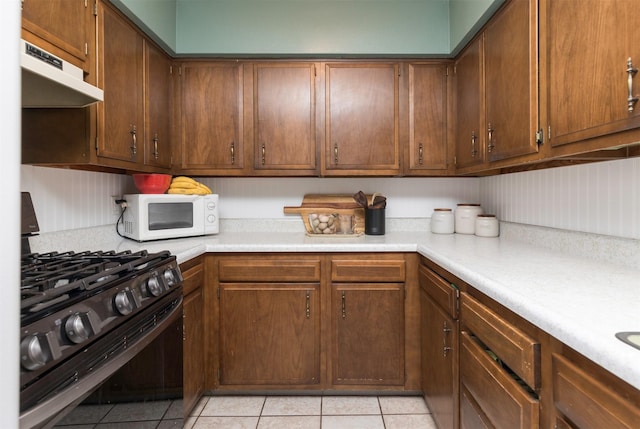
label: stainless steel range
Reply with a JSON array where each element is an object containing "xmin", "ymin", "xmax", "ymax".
[{"xmin": 19, "ymin": 194, "xmax": 184, "ymax": 428}]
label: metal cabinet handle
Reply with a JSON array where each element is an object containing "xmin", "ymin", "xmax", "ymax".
[
  {"xmin": 306, "ymin": 290, "xmax": 310, "ymax": 319},
  {"xmin": 230, "ymin": 142, "xmax": 235, "ymax": 165},
  {"xmin": 334, "ymin": 143, "xmax": 339, "ymax": 165},
  {"xmin": 627, "ymin": 57, "xmax": 638, "ymax": 112},
  {"xmin": 487, "ymin": 123, "xmax": 495, "ymax": 153},
  {"xmin": 152, "ymin": 133, "xmax": 159, "ymax": 160},
  {"xmin": 130, "ymin": 125, "xmax": 137, "ymax": 156},
  {"xmin": 341, "ymin": 291, "xmax": 346, "ymax": 319},
  {"xmin": 443, "ymin": 321, "xmax": 452, "ymax": 357},
  {"xmin": 418, "ymin": 143, "xmax": 424, "ymax": 165},
  {"xmin": 261, "ymin": 143, "xmax": 266, "ymax": 165},
  {"xmin": 471, "ymin": 131, "xmax": 478, "ymax": 158}
]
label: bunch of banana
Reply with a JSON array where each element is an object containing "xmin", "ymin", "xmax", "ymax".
[{"xmin": 167, "ymin": 176, "xmax": 212, "ymax": 195}]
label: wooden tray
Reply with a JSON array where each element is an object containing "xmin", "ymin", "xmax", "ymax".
[{"xmin": 284, "ymin": 194, "xmax": 367, "ymax": 235}]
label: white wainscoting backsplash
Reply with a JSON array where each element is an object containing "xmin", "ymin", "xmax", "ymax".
[{"xmin": 479, "ymin": 157, "xmax": 640, "ymax": 240}]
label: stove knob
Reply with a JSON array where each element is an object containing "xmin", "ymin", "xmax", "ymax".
[
  {"xmin": 65, "ymin": 313, "xmax": 91, "ymax": 344},
  {"xmin": 20, "ymin": 334, "xmax": 50, "ymax": 370},
  {"xmin": 147, "ymin": 276, "xmax": 163, "ymax": 296},
  {"xmin": 114, "ymin": 290, "xmax": 134, "ymax": 315},
  {"xmin": 163, "ymin": 269, "xmax": 177, "ymax": 287}
]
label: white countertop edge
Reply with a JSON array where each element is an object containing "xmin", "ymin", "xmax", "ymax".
[{"xmin": 417, "ymin": 243, "xmax": 640, "ymax": 391}]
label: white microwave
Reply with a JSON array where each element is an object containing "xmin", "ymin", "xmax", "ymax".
[{"xmin": 121, "ymin": 194, "xmax": 219, "ymax": 241}]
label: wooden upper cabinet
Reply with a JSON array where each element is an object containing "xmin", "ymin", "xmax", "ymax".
[
  {"xmin": 21, "ymin": 0, "xmax": 91, "ymax": 73},
  {"xmin": 484, "ymin": 0, "xmax": 539, "ymax": 164},
  {"xmin": 405, "ymin": 63, "xmax": 450, "ymax": 174},
  {"xmin": 144, "ymin": 41, "xmax": 173, "ymax": 169},
  {"xmin": 542, "ymin": 0, "xmax": 640, "ymax": 155},
  {"xmin": 178, "ymin": 62, "xmax": 247, "ymax": 174},
  {"xmin": 454, "ymin": 36, "xmax": 485, "ymax": 171},
  {"xmin": 97, "ymin": 2, "xmax": 144, "ymax": 165},
  {"xmin": 323, "ymin": 63, "xmax": 400, "ymax": 176},
  {"xmin": 253, "ymin": 63, "xmax": 318, "ymax": 174}
]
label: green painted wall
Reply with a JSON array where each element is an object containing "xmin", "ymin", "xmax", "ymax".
[
  {"xmin": 449, "ymin": 0, "xmax": 504, "ymax": 55},
  {"xmin": 176, "ymin": 0, "xmax": 449, "ymax": 56},
  {"xmin": 115, "ymin": 0, "xmax": 503, "ymax": 56},
  {"xmin": 110, "ymin": 0, "xmax": 177, "ymax": 53}
]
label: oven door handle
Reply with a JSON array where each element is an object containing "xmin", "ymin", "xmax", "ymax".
[{"xmin": 19, "ymin": 295, "xmax": 183, "ymax": 429}]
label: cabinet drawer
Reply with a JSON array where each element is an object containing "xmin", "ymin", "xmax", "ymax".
[
  {"xmin": 218, "ymin": 259, "xmax": 321, "ymax": 282},
  {"xmin": 461, "ymin": 293, "xmax": 540, "ymax": 390},
  {"xmin": 419, "ymin": 265, "xmax": 458, "ymax": 318},
  {"xmin": 552, "ymin": 353, "xmax": 640, "ymax": 429},
  {"xmin": 182, "ymin": 262, "xmax": 204, "ymax": 296},
  {"xmin": 331, "ymin": 259, "xmax": 405, "ymax": 282},
  {"xmin": 460, "ymin": 331, "xmax": 539, "ymax": 429}
]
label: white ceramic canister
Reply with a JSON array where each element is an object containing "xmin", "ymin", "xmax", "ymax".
[
  {"xmin": 475, "ymin": 214, "xmax": 500, "ymax": 237},
  {"xmin": 430, "ymin": 208, "xmax": 454, "ymax": 234},
  {"xmin": 454, "ymin": 203, "xmax": 483, "ymax": 234}
]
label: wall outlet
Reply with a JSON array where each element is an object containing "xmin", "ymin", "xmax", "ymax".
[{"xmin": 111, "ymin": 195, "xmax": 122, "ymax": 217}]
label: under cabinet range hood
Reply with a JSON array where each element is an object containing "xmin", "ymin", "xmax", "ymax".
[{"xmin": 20, "ymin": 39, "xmax": 103, "ymax": 108}]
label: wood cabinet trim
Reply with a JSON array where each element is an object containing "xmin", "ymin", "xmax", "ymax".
[
  {"xmin": 331, "ymin": 259, "xmax": 406, "ymax": 282},
  {"xmin": 218, "ymin": 258, "xmax": 321, "ymax": 282}
]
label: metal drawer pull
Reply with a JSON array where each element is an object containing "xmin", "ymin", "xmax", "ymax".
[
  {"xmin": 130, "ymin": 125, "xmax": 137, "ymax": 156},
  {"xmin": 627, "ymin": 57, "xmax": 638, "ymax": 112},
  {"xmin": 152, "ymin": 133, "xmax": 159, "ymax": 159},
  {"xmin": 334, "ymin": 143, "xmax": 339, "ymax": 165},
  {"xmin": 471, "ymin": 131, "xmax": 478, "ymax": 158},
  {"xmin": 341, "ymin": 291, "xmax": 346, "ymax": 319},
  {"xmin": 306, "ymin": 290, "xmax": 310, "ymax": 319},
  {"xmin": 261, "ymin": 143, "xmax": 266, "ymax": 165},
  {"xmin": 230, "ymin": 142, "xmax": 235, "ymax": 165},
  {"xmin": 487, "ymin": 123, "xmax": 495, "ymax": 153},
  {"xmin": 418, "ymin": 143, "xmax": 424, "ymax": 165}
]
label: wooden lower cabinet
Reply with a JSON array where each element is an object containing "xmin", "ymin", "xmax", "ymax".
[
  {"xmin": 460, "ymin": 331, "xmax": 539, "ymax": 429},
  {"xmin": 419, "ymin": 264, "xmax": 458, "ymax": 429},
  {"xmin": 552, "ymin": 350, "xmax": 640, "ymax": 429},
  {"xmin": 206, "ymin": 253, "xmax": 418, "ymax": 391},
  {"xmin": 218, "ymin": 283, "xmax": 321, "ymax": 385},
  {"xmin": 181, "ymin": 257, "xmax": 205, "ymax": 417},
  {"xmin": 332, "ymin": 282, "xmax": 404, "ymax": 385}
]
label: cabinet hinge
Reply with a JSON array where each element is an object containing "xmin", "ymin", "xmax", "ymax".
[
  {"xmin": 535, "ymin": 129, "xmax": 544, "ymax": 146},
  {"xmin": 95, "ymin": 137, "xmax": 99, "ymax": 152},
  {"xmin": 453, "ymin": 65, "xmax": 457, "ymax": 75},
  {"xmin": 548, "ymin": 125, "xmax": 552, "ymax": 141},
  {"xmin": 84, "ymin": 42, "xmax": 88, "ymax": 56},
  {"xmin": 217, "ymin": 286, "xmax": 220, "ymax": 299},
  {"xmin": 453, "ymin": 156, "xmax": 457, "ymax": 166},
  {"xmin": 313, "ymin": 64, "xmax": 316, "ymax": 77},
  {"xmin": 178, "ymin": 66, "xmax": 182, "ymax": 76},
  {"xmin": 93, "ymin": 2, "xmax": 97, "ymax": 16},
  {"xmin": 445, "ymin": 66, "xmax": 449, "ymax": 77}
]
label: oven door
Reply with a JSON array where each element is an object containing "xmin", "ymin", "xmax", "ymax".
[{"xmin": 20, "ymin": 290, "xmax": 183, "ymax": 429}]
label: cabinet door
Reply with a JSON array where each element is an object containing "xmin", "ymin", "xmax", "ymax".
[
  {"xmin": 406, "ymin": 63, "xmax": 449, "ymax": 174},
  {"xmin": 22, "ymin": 0, "xmax": 89, "ymax": 71},
  {"xmin": 544, "ymin": 0, "xmax": 640, "ymax": 151},
  {"xmin": 144, "ymin": 41, "xmax": 173, "ymax": 169},
  {"xmin": 332, "ymin": 283, "xmax": 404, "ymax": 385},
  {"xmin": 179, "ymin": 62, "xmax": 246, "ymax": 173},
  {"xmin": 421, "ymin": 288, "xmax": 457, "ymax": 429},
  {"xmin": 183, "ymin": 288, "xmax": 203, "ymax": 416},
  {"xmin": 219, "ymin": 283, "xmax": 320, "ymax": 385},
  {"xmin": 253, "ymin": 63, "xmax": 317, "ymax": 174},
  {"xmin": 97, "ymin": 4, "xmax": 143, "ymax": 164},
  {"xmin": 484, "ymin": 0, "xmax": 539, "ymax": 163},
  {"xmin": 324, "ymin": 63, "xmax": 400, "ymax": 175},
  {"xmin": 454, "ymin": 36, "xmax": 485, "ymax": 170}
]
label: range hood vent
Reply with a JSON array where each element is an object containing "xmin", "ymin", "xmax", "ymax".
[{"xmin": 21, "ymin": 39, "xmax": 103, "ymax": 108}]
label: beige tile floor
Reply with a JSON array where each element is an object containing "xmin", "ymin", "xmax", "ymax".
[{"xmin": 186, "ymin": 395, "xmax": 437, "ymax": 429}]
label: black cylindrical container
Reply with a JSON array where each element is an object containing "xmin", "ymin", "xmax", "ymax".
[{"xmin": 365, "ymin": 208, "xmax": 385, "ymax": 235}]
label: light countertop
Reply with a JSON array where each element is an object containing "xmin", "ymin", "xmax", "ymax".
[{"xmin": 29, "ymin": 224, "xmax": 640, "ymax": 391}]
